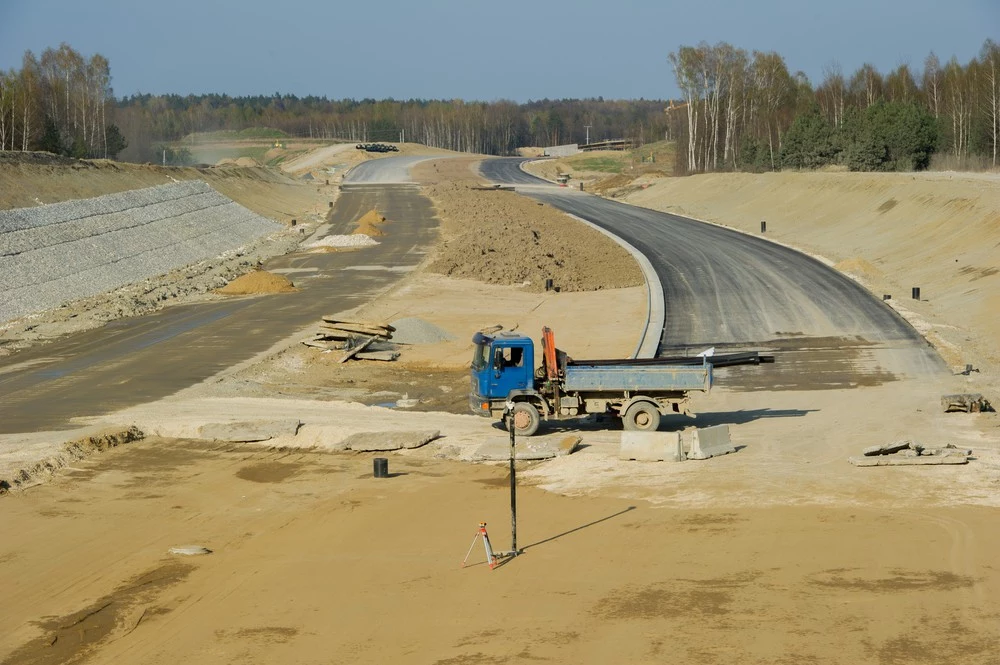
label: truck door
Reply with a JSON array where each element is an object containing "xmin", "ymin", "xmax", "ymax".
[{"xmin": 489, "ymin": 343, "xmax": 530, "ymax": 399}]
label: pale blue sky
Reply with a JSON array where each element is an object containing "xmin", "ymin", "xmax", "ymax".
[{"xmin": 0, "ymin": 0, "xmax": 996, "ymax": 101}]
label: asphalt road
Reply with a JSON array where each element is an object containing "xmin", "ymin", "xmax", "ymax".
[
  {"xmin": 0, "ymin": 183, "xmax": 437, "ymax": 433},
  {"xmin": 480, "ymin": 158, "xmax": 944, "ymax": 387}
]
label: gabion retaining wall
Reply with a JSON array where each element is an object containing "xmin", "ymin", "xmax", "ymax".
[{"xmin": 0, "ymin": 181, "xmax": 281, "ymax": 324}]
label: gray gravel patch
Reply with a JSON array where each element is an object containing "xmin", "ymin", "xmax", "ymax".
[
  {"xmin": 0, "ymin": 181, "xmax": 281, "ymax": 324},
  {"xmin": 389, "ymin": 317, "xmax": 456, "ymax": 344}
]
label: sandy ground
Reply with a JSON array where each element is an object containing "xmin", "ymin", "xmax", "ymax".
[{"xmin": 3, "ymin": 145, "xmax": 1000, "ymax": 664}]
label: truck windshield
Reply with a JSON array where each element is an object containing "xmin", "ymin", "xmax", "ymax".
[{"xmin": 472, "ymin": 343, "xmax": 490, "ymax": 370}]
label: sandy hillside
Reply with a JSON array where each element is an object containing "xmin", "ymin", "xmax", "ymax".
[
  {"xmin": 622, "ymin": 171, "xmax": 1000, "ymax": 395},
  {"xmin": 0, "ymin": 152, "xmax": 328, "ymax": 225}
]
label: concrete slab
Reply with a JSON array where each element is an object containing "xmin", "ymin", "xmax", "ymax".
[
  {"xmin": 472, "ymin": 435, "xmax": 580, "ymax": 461},
  {"xmin": 849, "ymin": 454, "xmax": 969, "ymax": 466},
  {"xmin": 198, "ymin": 419, "xmax": 302, "ymax": 443},
  {"xmin": 344, "ymin": 430, "xmax": 440, "ymax": 452},
  {"xmin": 685, "ymin": 425, "xmax": 736, "ymax": 460},
  {"xmin": 619, "ymin": 431, "xmax": 684, "ymax": 462}
]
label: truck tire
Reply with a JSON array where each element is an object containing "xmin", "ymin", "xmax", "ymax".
[
  {"xmin": 508, "ymin": 402, "xmax": 541, "ymax": 437},
  {"xmin": 623, "ymin": 402, "xmax": 661, "ymax": 432}
]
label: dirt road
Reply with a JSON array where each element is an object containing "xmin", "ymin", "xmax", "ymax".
[{"xmin": 0, "ymin": 185, "xmax": 436, "ymax": 432}]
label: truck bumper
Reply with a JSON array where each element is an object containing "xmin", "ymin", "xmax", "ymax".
[{"xmin": 469, "ymin": 393, "xmax": 495, "ymax": 418}]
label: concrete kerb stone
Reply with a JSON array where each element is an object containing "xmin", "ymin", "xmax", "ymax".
[
  {"xmin": 619, "ymin": 431, "xmax": 684, "ymax": 462},
  {"xmin": 684, "ymin": 425, "xmax": 736, "ymax": 460}
]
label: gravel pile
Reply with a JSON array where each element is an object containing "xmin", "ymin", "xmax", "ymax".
[
  {"xmin": 307, "ymin": 235, "xmax": 379, "ymax": 248},
  {"xmin": 389, "ymin": 317, "xmax": 456, "ymax": 344},
  {"xmin": 0, "ymin": 181, "xmax": 280, "ymax": 324}
]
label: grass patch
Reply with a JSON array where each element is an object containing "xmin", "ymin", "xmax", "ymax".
[{"xmin": 567, "ymin": 156, "xmax": 624, "ymax": 173}]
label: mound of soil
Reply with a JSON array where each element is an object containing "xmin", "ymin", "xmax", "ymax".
[
  {"xmin": 422, "ymin": 179, "xmax": 643, "ymax": 292},
  {"xmin": 217, "ymin": 270, "xmax": 296, "ymax": 295},
  {"xmin": 353, "ymin": 209, "xmax": 387, "ymax": 237}
]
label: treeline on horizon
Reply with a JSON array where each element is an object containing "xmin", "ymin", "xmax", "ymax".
[
  {"xmin": 113, "ymin": 94, "xmax": 670, "ymax": 163},
  {"xmin": 2, "ymin": 41, "xmax": 999, "ymax": 172},
  {"xmin": 669, "ymin": 39, "xmax": 1000, "ymax": 172}
]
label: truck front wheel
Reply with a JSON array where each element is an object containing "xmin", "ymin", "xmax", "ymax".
[
  {"xmin": 623, "ymin": 402, "xmax": 661, "ymax": 432},
  {"xmin": 508, "ymin": 402, "xmax": 541, "ymax": 437}
]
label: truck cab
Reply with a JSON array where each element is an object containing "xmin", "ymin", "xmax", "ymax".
[{"xmin": 469, "ymin": 331, "xmax": 535, "ymax": 418}]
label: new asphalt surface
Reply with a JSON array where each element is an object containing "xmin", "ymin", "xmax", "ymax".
[{"xmin": 479, "ymin": 157, "xmax": 944, "ymax": 388}]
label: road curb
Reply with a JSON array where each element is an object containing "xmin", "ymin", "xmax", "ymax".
[
  {"xmin": 564, "ymin": 212, "xmax": 663, "ymax": 359},
  {"xmin": 508, "ymin": 158, "xmax": 663, "ymax": 358}
]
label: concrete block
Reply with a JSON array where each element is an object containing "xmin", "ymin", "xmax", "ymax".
[
  {"xmin": 472, "ymin": 435, "xmax": 579, "ymax": 461},
  {"xmin": 198, "ymin": 419, "xmax": 301, "ymax": 443},
  {"xmin": 849, "ymin": 454, "xmax": 968, "ymax": 467},
  {"xmin": 619, "ymin": 431, "xmax": 684, "ymax": 462},
  {"xmin": 344, "ymin": 430, "xmax": 440, "ymax": 452},
  {"xmin": 685, "ymin": 425, "xmax": 735, "ymax": 460}
]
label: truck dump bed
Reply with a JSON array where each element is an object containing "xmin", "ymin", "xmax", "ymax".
[{"xmin": 563, "ymin": 363, "xmax": 711, "ymax": 392}]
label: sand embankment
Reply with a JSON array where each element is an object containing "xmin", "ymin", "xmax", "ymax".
[{"xmin": 625, "ymin": 171, "xmax": 1000, "ymax": 383}]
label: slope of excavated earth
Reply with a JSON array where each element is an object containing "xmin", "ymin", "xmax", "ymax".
[{"xmin": 415, "ymin": 158, "xmax": 643, "ymax": 292}]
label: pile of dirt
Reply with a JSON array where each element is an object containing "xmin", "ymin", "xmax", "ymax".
[
  {"xmin": 353, "ymin": 209, "xmax": 387, "ymax": 236},
  {"xmin": 420, "ymin": 178, "xmax": 643, "ymax": 293},
  {"xmin": 217, "ymin": 270, "xmax": 296, "ymax": 295},
  {"xmin": 834, "ymin": 257, "xmax": 883, "ymax": 285}
]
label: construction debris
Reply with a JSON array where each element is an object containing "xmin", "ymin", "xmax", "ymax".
[
  {"xmin": 342, "ymin": 430, "xmax": 441, "ymax": 452},
  {"xmin": 338, "ymin": 337, "xmax": 376, "ymax": 363},
  {"xmin": 355, "ymin": 350, "xmax": 400, "ymax": 361},
  {"xmin": 850, "ymin": 441, "xmax": 971, "ymax": 466},
  {"xmin": 473, "ymin": 434, "xmax": 581, "ymax": 461},
  {"xmin": 303, "ymin": 317, "xmax": 401, "ymax": 362},
  {"xmin": 941, "ymin": 393, "xmax": 993, "ymax": 413},
  {"xmin": 198, "ymin": 419, "xmax": 302, "ymax": 443}
]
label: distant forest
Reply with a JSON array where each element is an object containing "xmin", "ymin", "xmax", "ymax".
[
  {"xmin": 1, "ymin": 41, "xmax": 999, "ymax": 172},
  {"xmin": 669, "ymin": 40, "xmax": 1000, "ymax": 172},
  {"xmin": 112, "ymin": 95, "xmax": 671, "ymax": 163}
]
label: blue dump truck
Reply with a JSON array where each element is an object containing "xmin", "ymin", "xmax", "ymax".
[{"xmin": 470, "ymin": 327, "xmax": 770, "ymax": 436}]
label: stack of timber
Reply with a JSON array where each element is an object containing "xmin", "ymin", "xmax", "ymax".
[{"xmin": 302, "ymin": 317, "xmax": 400, "ymax": 362}]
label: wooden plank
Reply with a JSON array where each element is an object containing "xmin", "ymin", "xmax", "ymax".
[
  {"xmin": 313, "ymin": 330, "xmax": 359, "ymax": 341},
  {"xmin": 321, "ymin": 317, "xmax": 395, "ymax": 333},
  {"xmin": 302, "ymin": 339, "xmax": 345, "ymax": 350},
  {"xmin": 338, "ymin": 337, "xmax": 376, "ymax": 363}
]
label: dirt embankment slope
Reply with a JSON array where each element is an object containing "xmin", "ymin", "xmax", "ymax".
[
  {"xmin": 413, "ymin": 158, "xmax": 643, "ymax": 292},
  {"xmin": 624, "ymin": 172, "xmax": 1000, "ymax": 377},
  {"xmin": 0, "ymin": 151, "xmax": 322, "ymax": 224}
]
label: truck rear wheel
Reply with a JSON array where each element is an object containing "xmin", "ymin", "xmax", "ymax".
[
  {"xmin": 508, "ymin": 402, "xmax": 540, "ymax": 437},
  {"xmin": 623, "ymin": 402, "xmax": 661, "ymax": 432}
]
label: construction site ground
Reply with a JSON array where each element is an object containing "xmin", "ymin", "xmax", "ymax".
[{"xmin": 1, "ymin": 148, "xmax": 999, "ymax": 665}]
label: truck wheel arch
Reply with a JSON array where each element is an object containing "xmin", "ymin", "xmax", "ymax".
[
  {"xmin": 622, "ymin": 401, "xmax": 661, "ymax": 432},
  {"xmin": 508, "ymin": 401, "xmax": 541, "ymax": 437},
  {"xmin": 619, "ymin": 396, "xmax": 664, "ymax": 417}
]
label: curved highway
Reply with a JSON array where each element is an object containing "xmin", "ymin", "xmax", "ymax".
[{"xmin": 480, "ymin": 158, "xmax": 943, "ymax": 385}]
